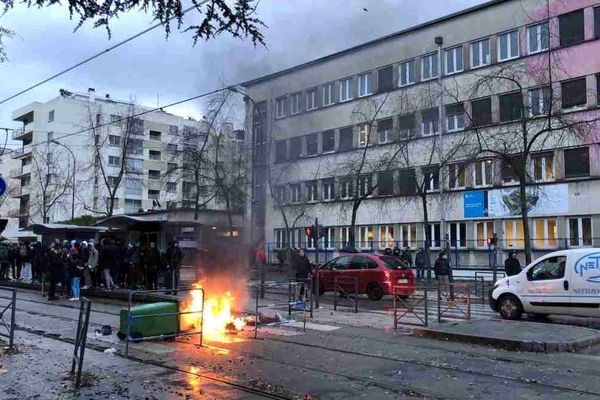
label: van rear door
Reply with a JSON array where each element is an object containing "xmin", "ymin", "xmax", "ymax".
[
  {"xmin": 521, "ymin": 255, "xmax": 571, "ymax": 315},
  {"xmin": 569, "ymin": 251, "xmax": 600, "ymax": 317}
]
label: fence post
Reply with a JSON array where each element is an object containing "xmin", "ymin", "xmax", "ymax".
[
  {"xmin": 9, "ymin": 289, "xmax": 16, "ymax": 349},
  {"xmin": 424, "ymin": 288, "xmax": 429, "ymax": 327},
  {"xmin": 254, "ymin": 286, "xmax": 259, "ymax": 339},
  {"xmin": 71, "ymin": 301, "xmax": 84, "ymax": 375},
  {"xmin": 76, "ymin": 300, "xmax": 91, "ymax": 388},
  {"xmin": 437, "ymin": 281, "xmax": 442, "ymax": 323}
]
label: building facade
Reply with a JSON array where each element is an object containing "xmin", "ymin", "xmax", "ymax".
[
  {"xmin": 243, "ymin": 0, "xmax": 600, "ymax": 266},
  {"xmin": 7, "ymin": 89, "xmax": 246, "ymax": 228}
]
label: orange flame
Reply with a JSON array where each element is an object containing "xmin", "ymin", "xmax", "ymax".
[{"xmin": 180, "ymin": 282, "xmax": 246, "ymax": 343}]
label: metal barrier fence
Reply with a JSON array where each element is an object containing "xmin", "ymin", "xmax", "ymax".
[
  {"xmin": 125, "ymin": 287, "xmax": 205, "ymax": 357},
  {"xmin": 0, "ymin": 286, "xmax": 16, "ymax": 349},
  {"xmin": 452, "ymin": 275, "xmax": 485, "ymax": 301},
  {"xmin": 71, "ymin": 297, "xmax": 92, "ymax": 388},
  {"xmin": 333, "ymin": 276, "xmax": 358, "ymax": 313},
  {"xmin": 437, "ymin": 282, "xmax": 471, "ymax": 322},
  {"xmin": 393, "ymin": 285, "xmax": 428, "ymax": 328}
]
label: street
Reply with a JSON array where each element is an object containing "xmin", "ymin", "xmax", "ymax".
[{"xmin": 3, "ymin": 287, "xmax": 600, "ymax": 399}]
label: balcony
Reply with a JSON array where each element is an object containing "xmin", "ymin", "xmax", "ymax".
[
  {"xmin": 11, "ymin": 185, "xmax": 31, "ymax": 198},
  {"xmin": 11, "ymin": 144, "xmax": 33, "ymax": 159},
  {"xmin": 10, "ymin": 165, "xmax": 31, "ymax": 179},
  {"xmin": 11, "ymin": 124, "xmax": 33, "ymax": 140}
]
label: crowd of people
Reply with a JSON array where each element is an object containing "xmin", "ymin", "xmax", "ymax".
[{"xmin": 0, "ymin": 238, "xmax": 183, "ymax": 301}]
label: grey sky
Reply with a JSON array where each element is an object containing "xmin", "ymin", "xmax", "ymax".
[{"xmin": 0, "ymin": 0, "xmax": 485, "ymax": 141}]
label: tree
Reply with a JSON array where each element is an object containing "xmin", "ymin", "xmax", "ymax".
[
  {"xmin": 29, "ymin": 145, "xmax": 71, "ymax": 223},
  {"xmin": 0, "ymin": 27, "xmax": 13, "ymax": 63}
]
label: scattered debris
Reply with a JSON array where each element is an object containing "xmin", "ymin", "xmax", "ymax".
[{"xmin": 103, "ymin": 348, "xmax": 117, "ymax": 354}]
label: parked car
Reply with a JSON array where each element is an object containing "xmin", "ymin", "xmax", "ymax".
[
  {"xmin": 312, "ymin": 253, "xmax": 415, "ymax": 300},
  {"xmin": 490, "ymin": 248, "xmax": 600, "ymax": 320}
]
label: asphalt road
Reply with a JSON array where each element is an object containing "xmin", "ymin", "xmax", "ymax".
[{"xmin": 3, "ymin": 288, "xmax": 600, "ymax": 399}]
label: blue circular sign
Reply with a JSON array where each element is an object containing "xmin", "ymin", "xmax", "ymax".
[{"xmin": 0, "ymin": 177, "xmax": 6, "ymax": 197}]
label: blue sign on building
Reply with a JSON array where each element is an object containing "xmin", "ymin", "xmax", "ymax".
[{"xmin": 464, "ymin": 191, "xmax": 486, "ymax": 218}]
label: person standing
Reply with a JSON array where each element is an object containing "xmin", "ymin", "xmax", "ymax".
[
  {"xmin": 84, "ymin": 242, "xmax": 98, "ymax": 289},
  {"xmin": 434, "ymin": 251, "xmax": 452, "ymax": 299},
  {"xmin": 0, "ymin": 242, "xmax": 10, "ymax": 280},
  {"xmin": 414, "ymin": 248, "xmax": 426, "ymax": 280},
  {"xmin": 165, "ymin": 241, "xmax": 183, "ymax": 294},
  {"xmin": 292, "ymin": 248, "xmax": 312, "ymax": 301},
  {"xmin": 504, "ymin": 251, "xmax": 522, "ymax": 277},
  {"xmin": 400, "ymin": 246, "xmax": 413, "ymax": 268},
  {"xmin": 47, "ymin": 239, "xmax": 63, "ymax": 301},
  {"xmin": 19, "ymin": 241, "xmax": 32, "ymax": 282},
  {"xmin": 61, "ymin": 243, "xmax": 72, "ymax": 296},
  {"xmin": 69, "ymin": 245, "xmax": 84, "ymax": 301},
  {"xmin": 9, "ymin": 243, "xmax": 19, "ymax": 281},
  {"xmin": 145, "ymin": 242, "xmax": 162, "ymax": 290},
  {"xmin": 102, "ymin": 239, "xmax": 118, "ymax": 290}
]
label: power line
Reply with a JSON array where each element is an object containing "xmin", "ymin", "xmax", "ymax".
[{"xmin": 0, "ymin": 1, "xmax": 209, "ymax": 106}]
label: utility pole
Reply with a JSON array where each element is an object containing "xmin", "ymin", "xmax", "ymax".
[
  {"xmin": 435, "ymin": 36, "xmax": 448, "ymax": 253},
  {"xmin": 314, "ymin": 217, "xmax": 320, "ymax": 309}
]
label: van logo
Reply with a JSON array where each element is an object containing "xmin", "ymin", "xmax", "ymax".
[{"xmin": 574, "ymin": 252, "xmax": 600, "ymax": 284}]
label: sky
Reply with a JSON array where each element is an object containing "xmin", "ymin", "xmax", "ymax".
[{"xmin": 0, "ymin": 0, "xmax": 486, "ymax": 142}]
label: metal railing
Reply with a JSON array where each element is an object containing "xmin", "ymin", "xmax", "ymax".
[
  {"xmin": 71, "ymin": 297, "xmax": 92, "ymax": 388},
  {"xmin": 332, "ymin": 275, "xmax": 358, "ymax": 313},
  {"xmin": 125, "ymin": 288, "xmax": 205, "ymax": 357},
  {"xmin": 0, "ymin": 286, "xmax": 16, "ymax": 349},
  {"xmin": 437, "ymin": 282, "xmax": 471, "ymax": 322},
  {"xmin": 393, "ymin": 285, "xmax": 428, "ymax": 328}
]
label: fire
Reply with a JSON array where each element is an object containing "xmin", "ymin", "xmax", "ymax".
[{"xmin": 180, "ymin": 282, "xmax": 246, "ymax": 343}]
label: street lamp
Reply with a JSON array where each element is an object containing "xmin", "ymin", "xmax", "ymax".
[{"xmin": 51, "ymin": 139, "xmax": 76, "ymax": 221}]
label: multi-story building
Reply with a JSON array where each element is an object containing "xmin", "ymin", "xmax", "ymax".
[
  {"xmin": 7, "ymin": 88, "xmax": 246, "ymax": 228},
  {"xmin": 243, "ymin": 0, "xmax": 600, "ymax": 266}
]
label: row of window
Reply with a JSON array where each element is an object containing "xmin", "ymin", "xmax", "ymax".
[
  {"xmin": 273, "ymin": 146, "xmax": 589, "ymax": 204},
  {"xmin": 273, "ymin": 8, "xmax": 599, "ymax": 120},
  {"xmin": 274, "ymin": 217, "xmax": 593, "ymax": 250},
  {"xmin": 274, "ymin": 74, "xmax": 597, "ymax": 161}
]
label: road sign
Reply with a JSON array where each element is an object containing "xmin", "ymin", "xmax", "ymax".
[{"xmin": 0, "ymin": 177, "xmax": 6, "ymax": 197}]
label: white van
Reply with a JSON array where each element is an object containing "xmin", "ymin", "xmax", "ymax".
[{"xmin": 490, "ymin": 248, "xmax": 600, "ymax": 320}]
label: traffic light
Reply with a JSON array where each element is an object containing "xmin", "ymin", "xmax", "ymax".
[
  {"xmin": 487, "ymin": 234, "xmax": 498, "ymax": 247},
  {"xmin": 305, "ymin": 226, "xmax": 314, "ymax": 238},
  {"xmin": 305, "ymin": 224, "xmax": 327, "ymax": 239}
]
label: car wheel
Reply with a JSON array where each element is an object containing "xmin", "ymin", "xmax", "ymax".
[
  {"xmin": 367, "ymin": 283, "xmax": 384, "ymax": 301},
  {"xmin": 498, "ymin": 294, "xmax": 523, "ymax": 320}
]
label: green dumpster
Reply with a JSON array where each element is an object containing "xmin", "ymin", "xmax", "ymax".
[{"xmin": 118, "ymin": 301, "xmax": 179, "ymax": 340}]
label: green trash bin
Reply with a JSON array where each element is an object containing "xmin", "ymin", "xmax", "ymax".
[{"xmin": 118, "ymin": 301, "xmax": 179, "ymax": 340}]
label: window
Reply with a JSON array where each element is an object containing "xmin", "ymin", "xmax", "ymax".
[
  {"xmin": 422, "ymin": 166, "xmax": 439, "ymax": 191},
  {"xmin": 290, "ymin": 184, "xmax": 301, "ymax": 203},
  {"xmin": 445, "ymin": 46, "xmax": 463, "ymax": 75},
  {"xmin": 306, "ymin": 181, "xmax": 318, "ymax": 202},
  {"xmin": 473, "ymin": 159, "xmax": 493, "ymax": 187},
  {"xmin": 110, "ymin": 114, "xmax": 120, "ymax": 125},
  {"xmin": 449, "ymin": 222, "xmax": 467, "ymax": 248},
  {"xmin": 358, "ymin": 226, "xmax": 374, "ymax": 249},
  {"xmin": 107, "ymin": 135, "xmax": 120, "ymax": 146},
  {"xmin": 306, "ymin": 88, "xmax": 317, "ymax": 110},
  {"xmin": 380, "ymin": 225, "xmax": 395, "ymax": 249},
  {"xmin": 47, "ymin": 131, "xmax": 54, "ymax": 141},
  {"xmin": 358, "ymin": 73, "xmax": 373, "ymax": 97},
  {"xmin": 398, "ymin": 114, "xmax": 415, "ymax": 139},
  {"xmin": 149, "ymin": 150, "xmax": 161, "ymax": 161},
  {"xmin": 148, "ymin": 170, "xmax": 160, "ymax": 180},
  {"xmin": 149, "ymin": 130, "xmax": 161, "ymax": 141},
  {"xmin": 275, "ymin": 229, "xmax": 286, "ymax": 249},
  {"xmin": 399, "ymin": 224, "xmax": 417, "ymax": 248},
  {"xmin": 446, "ymin": 103, "xmax": 465, "ymax": 132},
  {"xmin": 340, "ymin": 227, "xmax": 351, "ymax": 247},
  {"xmin": 421, "ymin": 109, "xmax": 438, "ymax": 136},
  {"xmin": 166, "ymin": 162, "xmax": 177, "ymax": 174},
  {"xmin": 125, "ymin": 199, "xmax": 142, "ymax": 213},
  {"xmin": 596, "ymin": 7, "xmax": 600, "ymax": 39},
  {"xmin": 324, "ymin": 227, "xmax": 336, "ymax": 249},
  {"xmin": 48, "ymin": 110, "xmax": 55, "ymax": 122},
  {"xmin": 498, "ymin": 30, "xmax": 519, "ymax": 61},
  {"xmin": 306, "ymin": 133, "xmax": 318, "ymax": 156},
  {"xmin": 421, "ymin": 53, "xmax": 438, "ymax": 81},
  {"xmin": 275, "ymin": 140, "xmax": 287, "ymax": 162},
  {"xmin": 124, "ymin": 178, "xmax": 143, "ymax": 196},
  {"xmin": 475, "ymin": 221, "xmax": 495, "ymax": 248},
  {"xmin": 340, "ymin": 178, "xmax": 353, "ymax": 199},
  {"xmin": 529, "ymin": 86, "xmax": 551, "ymax": 116},
  {"xmin": 501, "ymin": 159, "xmax": 519, "ymax": 183},
  {"xmin": 108, "ymin": 155, "xmax": 120, "ymax": 166},
  {"xmin": 561, "ymin": 78, "xmax": 587, "ymax": 109},
  {"xmin": 398, "ymin": 60, "xmax": 415, "ymax": 87},
  {"xmin": 275, "ymin": 97, "xmax": 286, "ymax": 118},
  {"xmin": 504, "ymin": 220, "xmax": 524, "ymax": 248},
  {"xmin": 96, "ymin": 113, "xmax": 102, "ymax": 125},
  {"xmin": 500, "ymin": 92, "xmax": 523, "ymax": 122},
  {"xmin": 470, "ymin": 38, "xmax": 490, "ymax": 68},
  {"xmin": 322, "ymin": 83, "xmax": 334, "ymax": 106},
  {"xmin": 568, "ymin": 217, "xmax": 592, "ymax": 247},
  {"xmin": 358, "ymin": 175, "xmax": 372, "ymax": 196},
  {"xmin": 339, "ymin": 127, "xmax": 353, "ymax": 151},
  {"xmin": 274, "ymin": 185, "xmax": 286, "ymax": 204},
  {"xmin": 398, "ymin": 168, "xmax": 417, "ymax": 195},
  {"xmin": 322, "ymin": 130, "xmax": 335, "ymax": 152},
  {"xmin": 126, "ymin": 138, "xmax": 143, "ymax": 156},
  {"xmin": 564, "ymin": 147, "xmax": 590, "ymax": 178},
  {"xmin": 448, "ymin": 163, "xmax": 466, "ymax": 189},
  {"xmin": 290, "ymin": 92, "xmax": 301, "ymax": 114},
  {"xmin": 378, "ymin": 171, "xmax": 394, "ymax": 196},
  {"xmin": 425, "ymin": 223, "xmax": 441, "ymax": 248},
  {"xmin": 559, "ymin": 10, "xmax": 584, "ymax": 47},
  {"xmin": 107, "ymin": 176, "xmax": 119, "ymax": 187},
  {"xmin": 167, "ymin": 182, "xmax": 177, "ymax": 193},
  {"xmin": 290, "ymin": 137, "xmax": 302, "ymax": 159},
  {"xmin": 527, "ymin": 22, "xmax": 550, "ymax": 53},
  {"xmin": 339, "ymin": 78, "xmax": 354, "ymax": 102},
  {"xmin": 532, "ymin": 152, "xmax": 554, "ymax": 182},
  {"xmin": 358, "ymin": 124, "xmax": 370, "ymax": 147},
  {"xmin": 148, "ymin": 190, "xmax": 160, "ymax": 200},
  {"xmin": 377, "ymin": 118, "xmax": 393, "ymax": 143},
  {"xmin": 528, "ymin": 256, "xmax": 566, "ymax": 281},
  {"xmin": 377, "ymin": 66, "xmax": 394, "ymax": 93},
  {"xmin": 322, "ymin": 179, "xmax": 335, "ymax": 201},
  {"xmin": 167, "ymin": 143, "xmax": 178, "ymax": 152},
  {"xmin": 471, "ymin": 97, "xmax": 492, "ymax": 127}
]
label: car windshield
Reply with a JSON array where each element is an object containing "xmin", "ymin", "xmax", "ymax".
[{"xmin": 380, "ymin": 256, "xmax": 408, "ymax": 270}]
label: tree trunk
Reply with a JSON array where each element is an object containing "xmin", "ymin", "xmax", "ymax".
[
  {"xmin": 519, "ymin": 179, "xmax": 532, "ymax": 264},
  {"xmin": 349, "ymin": 200, "xmax": 360, "ymax": 248},
  {"xmin": 421, "ymin": 193, "xmax": 432, "ymax": 281}
]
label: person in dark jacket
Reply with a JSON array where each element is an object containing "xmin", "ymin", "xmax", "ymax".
[
  {"xmin": 434, "ymin": 251, "xmax": 452, "ymax": 299},
  {"xmin": 145, "ymin": 242, "xmax": 162, "ymax": 290},
  {"xmin": 9, "ymin": 243, "xmax": 19, "ymax": 281},
  {"xmin": 69, "ymin": 244, "xmax": 84, "ymax": 301},
  {"xmin": 400, "ymin": 247, "xmax": 413, "ymax": 268},
  {"xmin": 414, "ymin": 248, "xmax": 426, "ymax": 280},
  {"xmin": 504, "ymin": 251, "xmax": 522, "ymax": 276},
  {"xmin": 101, "ymin": 239, "xmax": 119, "ymax": 290},
  {"xmin": 392, "ymin": 247, "xmax": 401, "ymax": 257},
  {"xmin": 165, "ymin": 241, "xmax": 183, "ymax": 294},
  {"xmin": 293, "ymin": 248, "xmax": 312, "ymax": 300},
  {"xmin": 47, "ymin": 239, "xmax": 63, "ymax": 301},
  {"xmin": 0, "ymin": 242, "xmax": 10, "ymax": 280}
]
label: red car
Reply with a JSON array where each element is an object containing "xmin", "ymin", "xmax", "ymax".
[{"xmin": 313, "ymin": 253, "xmax": 415, "ymax": 300}]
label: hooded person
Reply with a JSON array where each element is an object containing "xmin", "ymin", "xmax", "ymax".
[
  {"xmin": 504, "ymin": 251, "xmax": 522, "ymax": 276},
  {"xmin": 414, "ymin": 248, "xmax": 426, "ymax": 280}
]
